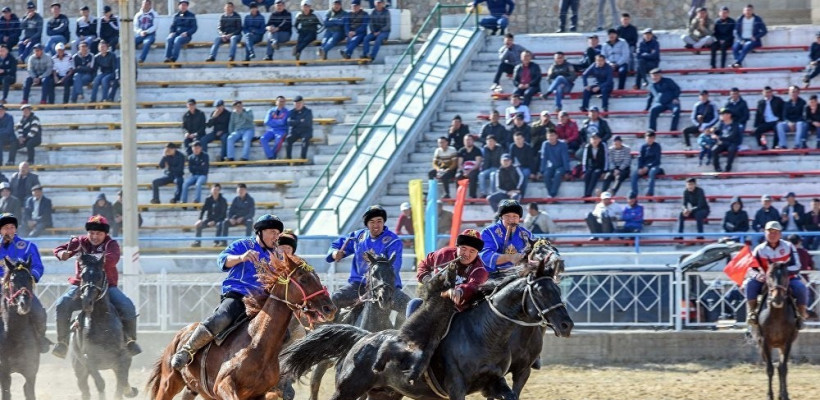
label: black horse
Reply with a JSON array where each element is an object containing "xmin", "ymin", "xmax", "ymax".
[
  {"xmin": 756, "ymin": 261, "xmax": 800, "ymax": 400},
  {"xmin": 0, "ymin": 256, "xmax": 42, "ymax": 400},
  {"xmin": 307, "ymin": 251, "xmax": 400, "ymax": 400},
  {"xmin": 281, "ymin": 260, "xmax": 573, "ymax": 400},
  {"xmin": 71, "ymin": 254, "xmax": 138, "ymax": 400}
]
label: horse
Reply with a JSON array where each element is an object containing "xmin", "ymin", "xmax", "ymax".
[
  {"xmin": 281, "ymin": 259, "xmax": 573, "ymax": 400},
  {"xmin": 147, "ymin": 253, "xmax": 336, "ymax": 400},
  {"xmin": 0, "ymin": 256, "xmax": 42, "ymax": 400},
  {"xmin": 756, "ymin": 261, "xmax": 800, "ymax": 400},
  {"xmin": 307, "ymin": 251, "xmax": 400, "ymax": 400},
  {"xmin": 71, "ymin": 253, "xmax": 138, "ymax": 400}
]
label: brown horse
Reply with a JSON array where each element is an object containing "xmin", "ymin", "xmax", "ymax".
[
  {"xmin": 147, "ymin": 253, "xmax": 336, "ymax": 400},
  {"xmin": 756, "ymin": 261, "xmax": 800, "ymax": 400}
]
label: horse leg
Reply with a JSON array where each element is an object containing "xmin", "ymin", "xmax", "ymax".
[
  {"xmin": 309, "ymin": 360, "xmax": 333, "ymax": 400},
  {"xmin": 22, "ymin": 372, "xmax": 36, "ymax": 400},
  {"xmin": 114, "ymin": 359, "xmax": 138, "ymax": 400},
  {"xmin": 181, "ymin": 388, "xmax": 197, "ymax": 400},
  {"xmin": 0, "ymin": 366, "xmax": 12, "ymax": 400},
  {"xmin": 778, "ymin": 343, "xmax": 792, "ymax": 400},
  {"xmin": 72, "ymin": 361, "xmax": 92, "ymax": 400},
  {"xmin": 329, "ymin": 365, "xmax": 375, "ymax": 400},
  {"xmin": 510, "ymin": 366, "xmax": 532, "ymax": 399},
  {"xmin": 481, "ymin": 376, "xmax": 516, "ymax": 400},
  {"xmin": 275, "ymin": 377, "xmax": 295, "ymax": 400},
  {"xmin": 761, "ymin": 342, "xmax": 774, "ymax": 400}
]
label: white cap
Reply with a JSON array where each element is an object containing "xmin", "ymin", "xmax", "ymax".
[
  {"xmin": 55, "ymin": 42, "xmax": 65, "ymax": 50},
  {"xmin": 300, "ymin": 0, "xmax": 311, "ymax": 6},
  {"xmin": 400, "ymin": 202, "xmax": 411, "ymax": 211},
  {"xmin": 600, "ymin": 191, "xmax": 613, "ymax": 200}
]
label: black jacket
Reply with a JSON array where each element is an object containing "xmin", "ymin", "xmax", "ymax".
[
  {"xmin": 228, "ymin": 194, "xmax": 255, "ymax": 220},
  {"xmin": 581, "ymin": 142, "xmax": 607, "ymax": 172},
  {"xmin": 682, "ymin": 187, "xmax": 709, "ymax": 213},
  {"xmin": 218, "ymin": 13, "xmax": 242, "ymax": 36},
  {"xmin": 780, "ymin": 202, "xmax": 806, "ymax": 231},
  {"xmin": 206, "ymin": 109, "xmax": 230, "ymax": 137},
  {"xmin": 267, "ymin": 10, "xmax": 293, "ymax": 33},
  {"xmin": 23, "ymin": 195, "xmax": 52, "ymax": 227},
  {"xmin": 782, "ymin": 97, "xmax": 807, "ymax": 123},
  {"xmin": 753, "ymin": 206, "xmax": 780, "ymax": 231},
  {"xmin": 800, "ymin": 211, "xmax": 820, "ymax": 232},
  {"xmin": 187, "ymin": 151, "xmax": 209, "ymax": 176},
  {"xmin": 183, "ymin": 109, "xmax": 207, "ymax": 138},
  {"xmin": 160, "ymin": 151, "xmax": 185, "ymax": 177},
  {"xmin": 0, "ymin": 53, "xmax": 17, "ymax": 80},
  {"xmin": 288, "ymin": 106, "xmax": 313, "ymax": 139},
  {"xmin": 508, "ymin": 142, "xmax": 537, "ymax": 171},
  {"xmin": 200, "ymin": 194, "xmax": 228, "ymax": 221},
  {"xmin": 722, "ymin": 196, "xmax": 749, "ymax": 232},
  {"xmin": 496, "ymin": 165, "xmax": 523, "ymax": 191},
  {"xmin": 579, "ymin": 118, "xmax": 612, "ymax": 143},
  {"xmin": 754, "ymin": 96, "xmax": 784, "ymax": 127},
  {"xmin": 512, "ymin": 62, "xmax": 542, "ymax": 90},
  {"xmin": 713, "ymin": 17, "xmax": 736, "ymax": 43},
  {"xmin": 10, "ymin": 172, "xmax": 40, "ymax": 202}
]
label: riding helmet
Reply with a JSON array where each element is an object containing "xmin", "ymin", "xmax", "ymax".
[
  {"xmin": 0, "ymin": 213, "xmax": 18, "ymax": 228},
  {"xmin": 278, "ymin": 229, "xmax": 298, "ymax": 251},
  {"xmin": 362, "ymin": 205, "xmax": 387, "ymax": 226},
  {"xmin": 456, "ymin": 229, "xmax": 484, "ymax": 251},
  {"xmin": 496, "ymin": 199, "xmax": 523, "ymax": 218},
  {"xmin": 85, "ymin": 215, "xmax": 110, "ymax": 233},
  {"xmin": 253, "ymin": 214, "xmax": 284, "ymax": 233}
]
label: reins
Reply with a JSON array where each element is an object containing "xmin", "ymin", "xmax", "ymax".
[
  {"xmin": 3, "ymin": 265, "xmax": 35, "ymax": 304},
  {"xmin": 486, "ymin": 275, "xmax": 565, "ymax": 327}
]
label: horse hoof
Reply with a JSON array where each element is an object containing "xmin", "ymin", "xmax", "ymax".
[{"xmin": 124, "ymin": 387, "xmax": 138, "ymax": 398}]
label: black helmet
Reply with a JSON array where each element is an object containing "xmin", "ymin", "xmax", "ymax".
[
  {"xmin": 0, "ymin": 213, "xmax": 18, "ymax": 229},
  {"xmin": 253, "ymin": 214, "xmax": 284, "ymax": 233}
]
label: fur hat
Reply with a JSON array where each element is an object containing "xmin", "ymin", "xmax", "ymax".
[
  {"xmin": 278, "ymin": 229, "xmax": 298, "ymax": 251},
  {"xmin": 456, "ymin": 229, "xmax": 483, "ymax": 251},
  {"xmin": 85, "ymin": 215, "xmax": 110, "ymax": 233},
  {"xmin": 362, "ymin": 205, "xmax": 387, "ymax": 226},
  {"xmin": 496, "ymin": 199, "xmax": 523, "ymax": 218}
]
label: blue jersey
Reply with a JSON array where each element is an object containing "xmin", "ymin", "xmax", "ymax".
[
  {"xmin": 326, "ymin": 228, "xmax": 403, "ymax": 288},
  {"xmin": 480, "ymin": 222, "xmax": 532, "ymax": 272},
  {"xmin": 217, "ymin": 237, "xmax": 272, "ymax": 296},
  {"xmin": 0, "ymin": 235, "xmax": 44, "ymax": 282}
]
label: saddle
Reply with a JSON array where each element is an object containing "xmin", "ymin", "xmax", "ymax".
[{"xmin": 213, "ymin": 313, "xmax": 249, "ymax": 346}]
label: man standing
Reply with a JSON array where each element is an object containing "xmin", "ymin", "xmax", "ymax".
[
  {"xmin": 340, "ymin": 0, "xmax": 369, "ymax": 59},
  {"xmin": 601, "ymin": 135, "xmax": 630, "ymax": 195},
  {"xmin": 710, "ymin": 6, "xmax": 735, "ymax": 69},
  {"xmin": 226, "ymin": 100, "xmax": 255, "ymax": 161},
  {"xmin": 634, "ymin": 28, "xmax": 660, "ymax": 89},
  {"xmin": 150, "ymin": 143, "xmax": 185, "ymax": 204},
  {"xmin": 224, "ymin": 183, "xmax": 255, "ymax": 237},
  {"xmin": 629, "ymin": 130, "xmax": 662, "ymax": 197},
  {"xmin": 44, "ymin": 3, "xmax": 68, "ymax": 56},
  {"xmin": 192, "ymin": 183, "xmax": 228, "ymax": 247},
  {"xmin": 134, "ymin": 0, "xmax": 159, "ymax": 63},
  {"xmin": 286, "ymin": 95, "xmax": 313, "ymax": 160},
  {"xmin": 556, "ymin": 0, "xmax": 579, "ymax": 33},
  {"xmin": 601, "ymin": 29, "xmax": 629, "ymax": 90},
  {"xmin": 645, "ymin": 69, "xmax": 681, "ymax": 132},
  {"xmin": 89, "ymin": 40, "xmax": 116, "ymax": 102},
  {"xmin": 48, "ymin": 42, "xmax": 72, "ymax": 104},
  {"xmin": 241, "ymin": 2, "xmax": 265, "ymax": 61},
  {"xmin": 182, "ymin": 98, "xmax": 206, "ymax": 155},
  {"xmin": 261, "ymin": 96, "xmax": 289, "ymax": 160},
  {"xmin": 512, "ymin": 50, "xmax": 541, "ymax": 107},
  {"xmin": 165, "ymin": 0, "xmax": 197, "ymax": 63},
  {"xmin": 362, "ymin": 0, "xmax": 390, "ymax": 61},
  {"xmin": 263, "ymin": 0, "xmax": 291, "ymax": 61},
  {"xmin": 12, "ymin": 105, "xmax": 40, "ymax": 164},
  {"xmin": 69, "ymin": 41, "xmax": 93, "ymax": 102},
  {"xmin": 731, "ymin": 4, "xmax": 767, "ymax": 68},
  {"xmin": 22, "ymin": 44, "xmax": 52, "ymax": 105},
  {"xmin": 0, "ymin": 44, "xmax": 17, "ymax": 104},
  {"xmin": 753, "ymin": 86, "xmax": 784, "ymax": 150},
  {"xmin": 319, "ymin": 0, "xmax": 348, "ymax": 60},
  {"xmin": 207, "ymin": 2, "xmax": 242, "ymax": 62},
  {"xmin": 776, "ymin": 85, "xmax": 808, "ymax": 149},
  {"xmin": 18, "ymin": 2, "xmax": 42, "ymax": 62},
  {"xmin": 540, "ymin": 52, "xmax": 575, "ymax": 113},
  {"xmin": 480, "ymin": 199, "xmax": 531, "ymax": 272},
  {"xmin": 710, "ymin": 108, "xmax": 741, "ymax": 172},
  {"xmin": 675, "ymin": 178, "xmax": 709, "ymax": 239},
  {"xmin": 469, "ymin": 0, "xmax": 514, "ymax": 35},
  {"xmin": 22, "ymin": 184, "xmax": 51, "ymax": 237},
  {"xmin": 581, "ymin": 54, "xmax": 613, "ymax": 113},
  {"xmin": 539, "ymin": 129, "xmax": 569, "ymax": 198},
  {"xmin": 682, "ymin": 90, "xmax": 718, "ymax": 149},
  {"xmin": 181, "ymin": 141, "xmax": 209, "ymax": 204}
]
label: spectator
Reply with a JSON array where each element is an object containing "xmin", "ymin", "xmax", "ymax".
[
  {"xmin": 540, "ymin": 51, "xmax": 576, "ymax": 113},
  {"xmin": 586, "ymin": 191, "xmax": 619, "ymax": 240},
  {"xmin": 731, "ymin": 4, "xmax": 767, "ymax": 68},
  {"xmin": 469, "ymin": 0, "xmax": 514, "ymax": 35},
  {"xmin": 480, "ymin": 110, "xmax": 508, "ymax": 147},
  {"xmin": 150, "ymin": 142, "xmax": 185, "ymax": 204},
  {"xmin": 776, "ymin": 85, "xmax": 808, "ymax": 149},
  {"xmin": 18, "ymin": 2, "xmax": 43, "ymax": 62},
  {"xmin": 556, "ymin": 0, "xmax": 579, "ymax": 33},
  {"xmin": 44, "ymin": 3, "xmax": 68, "ymax": 56},
  {"xmin": 49, "ymin": 42, "xmax": 71, "ymax": 104},
  {"xmin": 447, "ymin": 115, "xmax": 470, "ymax": 150},
  {"xmin": 478, "ymin": 134, "xmax": 502, "ymax": 197},
  {"xmin": 530, "ymin": 110, "xmax": 555, "ymax": 154},
  {"xmin": 601, "ymin": 135, "xmax": 630, "ymax": 195},
  {"xmin": 508, "ymin": 131, "xmax": 536, "ymax": 197},
  {"xmin": 508, "ymin": 113, "xmax": 531, "ymax": 143},
  {"xmin": 723, "ymin": 196, "xmax": 750, "ymax": 234},
  {"xmin": 723, "ymin": 87, "xmax": 750, "ymax": 135},
  {"xmin": 803, "ymin": 32, "xmax": 820, "ymax": 88},
  {"xmin": 682, "ymin": 7, "xmax": 713, "ymax": 51},
  {"xmin": 22, "ymin": 44, "xmax": 52, "ymax": 105},
  {"xmin": 182, "ymin": 98, "xmax": 206, "ymax": 155},
  {"xmin": 428, "ymin": 136, "xmax": 458, "ymax": 198},
  {"xmin": 164, "ymin": 0, "xmax": 197, "ymax": 63},
  {"xmin": 202, "ymin": 99, "xmax": 229, "ymax": 161},
  {"xmin": 512, "ymin": 50, "xmax": 541, "ymax": 106},
  {"xmin": 90, "ymin": 40, "xmax": 116, "ymax": 102},
  {"xmin": 539, "ymin": 130, "xmax": 570, "ymax": 198},
  {"xmin": 0, "ymin": 44, "xmax": 16, "ymax": 104},
  {"xmin": 580, "ymin": 54, "xmax": 613, "ymax": 112},
  {"xmin": 11, "ymin": 105, "xmax": 40, "ymax": 164},
  {"xmin": 111, "ymin": 190, "xmax": 139, "ymax": 237},
  {"xmin": 243, "ymin": 0, "xmax": 274, "ymax": 11},
  {"xmin": 367, "ymin": 0, "xmax": 392, "ymax": 8},
  {"xmin": 573, "ymin": 35, "xmax": 601, "ymax": 72},
  {"xmin": 362, "ymin": 0, "xmax": 390, "ymax": 60},
  {"xmin": 339, "ymin": 0, "xmax": 368, "ymax": 59},
  {"xmin": 224, "ymin": 183, "xmax": 255, "ymax": 237},
  {"xmin": 226, "ymin": 100, "xmax": 254, "ymax": 161},
  {"xmin": 752, "ymin": 194, "xmax": 780, "ymax": 233},
  {"xmin": 9, "ymin": 162, "xmax": 39, "ymax": 203},
  {"xmin": 682, "ymin": 90, "xmax": 718, "ymax": 149},
  {"xmin": 395, "ymin": 201, "xmax": 413, "ymax": 237},
  {"xmin": 95, "ymin": 6, "xmax": 119, "ymax": 53},
  {"xmin": 753, "ymin": 86, "xmax": 784, "ymax": 150},
  {"xmin": 487, "ymin": 153, "xmax": 523, "ymax": 212},
  {"xmin": 601, "ymin": 29, "xmax": 629, "ymax": 90},
  {"xmin": 292, "ymin": 0, "xmax": 321, "ymax": 61},
  {"xmin": 523, "ymin": 202, "xmax": 556, "ymax": 235},
  {"xmin": 616, "ymin": 13, "xmax": 637, "ymax": 71},
  {"xmin": 789, "ymin": 235, "xmax": 815, "ymax": 284},
  {"xmin": 0, "ymin": 7, "xmax": 21, "ymax": 50},
  {"xmin": 207, "ymin": 2, "xmax": 243, "ymax": 62},
  {"xmin": 22, "ymin": 184, "xmax": 51, "ymax": 237},
  {"xmin": 781, "ymin": 192, "xmax": 806, "ymax": 232},
  {"xmin": 319, "ymin": 0, "xmax": 347, "ymax": 60},
  {"xmin": 505, "ymin": 95, "xmax": 530, "ymax": 125},
  {"xmin": 192, "ymin": 183, "xmax": 228, "ymax": 247},
  {"xmin": 688, "ymin": 0, "xmax": 706, "ymax": 20},
  {"xmin": 581, "ymin": 133, "xmax": 608, "ymax": 198},
  {"xmin": 645, "ymin": 68, "xmax": 681, "ymax": 132},
  {"xmin": 240, "ymin": 2, "xmax": 265, "ymax": 61},
  {"xmin": 490, "ymin": 33, "xmax": 525, "ymax": 92},
  {"xmin": 629, "ymin": 130, "xmax": 662, "ymax": 197},
  {"xmin": 134, "ymin": 0, "xmax": 159, "ymax": 63},
  {"xmin": 799, "ymin": 198, "xmax": 820, "ymax": 250},
  {"xmin": 181, "ymin": 141, "xmax": 209, "ymax": 203},
  {"xmin": 710, "ymin": 108, "xmax": 741, "ymax": 172},
  {"xmin": 91, "ymin": 193, "xmax": 115, "ymax": 231},
  {"xmin": 596, "ymin": 0, "xmax": 617, "ymax": 31},
  {"xmin": 675, "ymin": 178, "xmax": 709, "ymax": 239},
  {"xmin": 262, "ymin": 0, "xmax": 290, "ymax": 61},
  {"xmin": 262, "ymin": 96, "xmax": 288, "ymax": 159},
  {"xmin": 555, "ymin": 110, "xmax": 580, "ymax": 153},
  {"xmin": 69, "ymin": 41, "xmax": 92, "ymax": 102},
  {"xmin": 634, "ymin": 28, "xmax": 660, "ymax": 89},
  {"xmin": 458, "ymin": 135, "xmax": 483, "ymax": 198},
  {"xmin": 710, "ymin": 6, "xmax": 735, "ymax": 69},
  {"xmin": 286, "ymin": 95, "xmax": 313, "ymax": 160},
  {"xmin": 806, "ymin": 94, "xmax": 820, "ymax": 149},
  {"xmin": 619, "ymin": 193, "xmax": 644, "ymax": 234},
  {"xmin": 696, "ymin": 128, "xmax": 716, "ymax": 166},
  {"xmin": 0, "ymin": 181, "xmax": 21, "ymax": 217},
  {"xmin": 0, "ymin": 104, "xmax": 12, "ymax": 164}
]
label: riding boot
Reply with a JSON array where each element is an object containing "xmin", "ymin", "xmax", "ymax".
[
  {"xmin": 170, "ymin": 324, "xmax": 215, "ymax": 370},
  {"xmin": 51, "ymin": 316, "xmax": 72, "ymax": 359},
  {"xmin": 122, "ymin": 317, "xmax": 142, "ymax": 356},
  {"xmin": 797, "ymin": 304, "xmax": 808, "ymax": 330},
  {"xmin": 746, "ymin": 299, "xmax": 759, "ymax": 327}
]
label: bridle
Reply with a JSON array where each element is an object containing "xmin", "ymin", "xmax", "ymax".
[
  {"xmin": 486, "ymin": 274, "xmax": 566, "ymax": 327},
  {"xmin": 264, "ymin": 260, "xmax": 329, "ymax": 329},
  {"xmin": 79, "ymin": 264, "xmax": 109, "ymax": 303},
  {"xmin": 4, "ymin": 265, "xmax": 35, "ymax": 305},
  {"xmin": 359, "ymin": 258, "xmax": 395, "ymax": 305},
  {"xmin": 766, "ymin": 264, "xmax": 790, "ymax": 307}
]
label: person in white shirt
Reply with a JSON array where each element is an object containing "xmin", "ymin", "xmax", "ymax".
[
  {"xmin": 586, "ymin": 191, "xmax": 621, "ymax": 240},
  {"xmin": 49, "ymin": 42, "xmax": 72, "ymax": 104},
  {"xmin": 523, "ymin": 202, "xmax": 556, "ymax": 235},
  {"xmin": 134, "ymin": 0, "xmax": 160, "ymax": 63},
  {"xmin": 504, "ymin": 95, "xmax": 531, "ymax": 125}
]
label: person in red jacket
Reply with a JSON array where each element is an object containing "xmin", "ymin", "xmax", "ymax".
[{"xmin": 51, "ymin": 215, "xmax": 140, "ymax": 358}]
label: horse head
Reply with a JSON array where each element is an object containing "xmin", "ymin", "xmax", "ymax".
[
  {"xmin": 257, "ymin": 254, "xmax": 336, "ymax": 328},
  {"xmin": 418, "ymin": 261, "xmax": 458, "ymax": 301},
  {"xmin": 3, "ymin": 255, "xmax": 35, "ymax": 315},
  {"xmin": 78, "ymin": 253, "xmax": 108, "ymax": 314},
  {"xmin": 766, "ymin": 260, "xmax": 790, "ymax": 309},
  {"xmin": 526, "ymin": 238, "xmax": 564, "ymax": 279},
  {"xmin": 363, "ymin": 251, "xmax": 397, "ymax": 311}
]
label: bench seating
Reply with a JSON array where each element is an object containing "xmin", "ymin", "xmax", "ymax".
[
  {"xmin": 137, "ymin": 77, "xmax": 364, "ymax": 88},
  {"xmin": 1, "ymin": 158, "xmax": 308, "ymax": 172},
  {"xmin": 445, "ymin": 192, "xmax": 820, "ymax": 206},
  {"xmin": 530, "ymin": 45, "xmax": 809, "ymax": 58},
  {"xmin": 40, "ymin": 118, "xmax": 336, "ymax": 130},
  {"xmin": 491, "ymin": 86, "xmax": 820, "ymax": 102},
  {"xmin": 140, "ymin": 58, "xmax": 372, "ymax": 68},
  {"xmin": 42, "ymin": 137, "xmax": 323, "ymax": 150},
  {"xmin": 5, "ymin": 97, "xmax": 350, "ymax": 111},
  {"xmin": 42, "ymin": 180, "xmax": 294, "ymax": 191},
  {"xmin": 51, "ymin": 201, "xmax": 279, "ymax": 213},
  {"xmin": 476, "ymin": 109, "xmax": 759, "ymax": 120}
]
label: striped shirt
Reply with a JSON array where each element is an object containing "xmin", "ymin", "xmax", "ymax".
[
  {"xmin": 432, "ymin": 146, "xmax": 458, "ymax": 169},
  {"xmin": 608, "ymin": 144, "xmax": 631, "ymax": 170}
]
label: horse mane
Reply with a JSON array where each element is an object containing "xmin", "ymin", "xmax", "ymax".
[
  {"xmin": 243, "ymin": 292, "xmax": 268, "ymax": 318},
  {"xmin": 246, "ymin": 254, "xmax": 315, "ymax": 317},
  {"xmin": 477, "ymin": 268, "xmax": 525, "ymax": 297}
]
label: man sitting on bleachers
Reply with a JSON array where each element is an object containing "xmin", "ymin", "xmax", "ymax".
[
  {"xmin": 601, "ymin": 29, "xmax": 629, "ymax": 90},
  {"xmin": 89, "ymin": 40, "xmax": 116, "ymax": 103},
  {"xmin": 675, "ymin": 178, "xmax": 709, "ymax": 240},
  {"xmin": 807, "ymin": 95, "xmax": 820, "ymax": 149},
  {"xmin": 731, "ymin": 4, "xmax": 767, "ymax": 68},
  {"xmin": 722, "ymin": 87, "xmax": 750, "ymax": 138},
  {"xmin": 69, "ymin": 41, "xmax": 93, "ymax": 102},
  {"xmin": 709, "ymin": 108, "xmax": 741, "ymax": 172},
  {"xmin": 780, "ymin": 192, "xmax": 805, "ymax": 232},
  {"xmin": 0, "ymin": 182, "xmax": 22, "ymax": 217},
  {"xmin": 505, "ymin": 95, "xmax": 530, "ymax": 125},
  {"xmin": 264, "ymin": 0, "xmax": 293, "ymax": 61},
  {"xmin": 22, "ymin": 44, "xmax": 52, "ymax": 105},
  {"xmin": 261, "ymin": 96, "xmax": 289, "ymax": 159},
  {"xmin": 181, "ymin": 141, "xmax": 209, "ymax": 204},
  {"xmin": 319, "ymin": 0, "xmax": 347, "ymax": 60},
  {"xmin": 134, "ymin": 0, "xmax": 159, "ymax": 63},
  {"xmin": 340, "ymin": 0, "xmax": 368, "ymax": 60},
  {"xmin": 530, "ymin": 110, "xmax": 554, "ymax": 153},
  {"xmin": 539, "ymin": 130, "xmax": 569, "ymax": 198},
  {"xmin": 207, "ymin": 1, "xmax": 243, "ymax": 62},
  {"xmin": 22, "ymin": 184, "xmax": 51, "ymax": 237},
  {"xmin": 511, "ymin": 50, "xmax": 541, "ymax": 107},
  {"xmin": 580, "ymin": 54, "xmax": 613, "ymax": 113},
  {"xmin": 150, "ymin": 142, "xmax": 185, "ymax": 204},
  {"xmin": 555, "ymin": 110, "xmax": 580, "ymax": 153},
  {"xmin": 224, "ymin": 183, "xmax": 255, "ymax": 237},
  {"xmin": 480, "ymin": 110, "xmax": 508, "ymax": 147},
  {"xmin": 362, "ymin": 0, "xmax": 390, "ymax": 61},
  {"xmin": 586, "ymin": 191, "xmax": 619, "ymax": 240},
  {"xmin": 619, "ymin": 193, "xmax": 644, "ymax": 234},
  {"xmin": 523, "ymin": 202, "xmax": 556, "ymax": 235},
  {"xmin": 18, "ymin": 2, "xmax": 42, "ymax": 62},
  {"xmin": 11, "ymin": 106, "xmax": 40, "ymax": 165},
  {"xmin": 95, "ymin": 6, "xmax": 119, "ymax": 53},
  {"xmin": 0, "ymin": 105, "xmax": 12, "ymax": 164},
  {"xmin": 182, "ymin": 98, "xmax": 206, "ymax": 155},
  {"xmin": 49, "ymin": 42, "xmax": 72, "ymax": 104},
  {"xmin": 203, "ymin": 99, "xmax": 230, "ymax": 161},
  {"xmin": 540, "ymin": 52, "xmax": 575, "ymax": 113},
  {"xmin": 0, "ymin": 7, "xmax": 21, "ymax": 51},
  {"xmin": 285, "ymin": 95, "xmax": 313, "ymax": 160},
  {"xmin": 803, "ymin": 32, "xmax": 820, "ymax": 88},
  {"xmin": 44, "ymin": 3, "xmax": 68, "ymax": 57},
  {"xmin": 241, "ymin": 2, "xmax": 265, "ymax": 61},
  {"xmin": 292, "ymin": 0, "xmax": 321, "ymax": 61},
  {"xmin": 429, "ymin": 136, "xmax": 458, "ymax": 199},
  {"xmin": 682, "ymin": 90, "xmax": 718, "ymax": 150},
  {"xmin": 776, "ymin": 85, "xmax": 808, "ymax": 149},
  {"xmin": 800, "ymin": 198, "xmax": 820, "ymax": 250},
  {"xmin": 723, "ymin": 196, "xmax": 749, "ymax": 235},
  {"xmin": 634, "ymin": 28, "xmax": 659, "ymax": 89},
  {"xmin": 753, "ymin": 86, "xmax": 784, "ymax": 150},
  {"xmin": 752, "ymin": 194, "xmax": 780, "ymax": 235},
  {"xmin": 457, "ymin": 135, "xmax": 482, "ymax": 199},
  {"xmin": 487, "ymin": 153, "xmax": 523, "ymax": 212},
  {"xmin": 192, "ymin": 183, "xmax": 228, "ymax": 248},
  {"xmin": 226, "ymin": 100, "xmax": 255, "ymax": 161},
  {"xmin": 710, "ymin": 6, "xmax": 735, "ymax": 69},
  {"xmin": 601, "ymin": 135, "xmax": 630, "ymax": 195},
  {"xmin": 645, "ymin": 69, "xmax": 681, "ymax": 132},
  {"xmin": 164, "ymin": 0, "xmax": 197, "ymax": 63},
  {"xmin": 9, "ymin": 162, "xmax": 39, "ymax": 201},
  {"xmin": 629, "ymin": 130, "xmax": 662, "ymax": 198},
  {"xmin": 478, "ymin": 134, "xmax": 502, "ymax": 198},
  {"xmin": 681, "ymin": 7, "xmax": 713, "ymax": 52},
  {"xmin": 0, "ymin": 44, "xmax": 16, "ymax": 104}
]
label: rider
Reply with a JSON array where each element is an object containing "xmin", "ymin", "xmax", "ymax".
[
  {"xmin": 170, "ymin": 214, "xmax": 284, "ymax": 370},
  {"xmin": 406, "ymin": 228, "xmax": 489, "ymax": 316},
  {"xmin": 746, "ymin": 221, "xmax": 809, "ymax": 329},
  {"xmin": 327, "ymin": 205, "xmax": 411, "ymax": 317},
  {"xmin": 480, "ymin": 199, "xmax": 533, "ymax": 273},
  {"xmin": 278, "ymin": 229, "xmax": 297, "ymax": 256},
  {"xmin": 52, "ymin": 215, "xmax": 141, "ymax": 358},
  {"xmin": 0, "ymin": 213, "xmax": 50, "ymax": 353}
]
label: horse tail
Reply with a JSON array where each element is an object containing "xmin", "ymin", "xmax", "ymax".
[
  {"xmin": 146, "ymin": 358, "xmax": 163, "ymax": 399},
  {"xmin": 280, "ymin": 324, "xmax": 369, "ymax": 379}
]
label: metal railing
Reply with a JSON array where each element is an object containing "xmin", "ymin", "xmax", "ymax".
[{"xmin": 294, "ymin": 3, "xmax": 481, "ymax": 234}]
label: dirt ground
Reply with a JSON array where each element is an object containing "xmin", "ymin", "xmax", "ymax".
[{"xmin": 8, "ymin": 360, "xmax": 820, "ymax": 400}]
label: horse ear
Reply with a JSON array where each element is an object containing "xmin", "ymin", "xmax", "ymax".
[
  {"xmin": 25, "ymin": 254, "xmax": 31, "ymax": 268},
  {"xmin": 363, "ymin": 250, "xmax": 376, "ymax": 265},
  {"xmin": 536, "ymin": 258, "xmax": 547, "ymax": 277}
]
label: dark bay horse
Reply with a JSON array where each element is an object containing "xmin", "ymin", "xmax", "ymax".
[
  {"xmin": 281, "ymin": 260, "xmax": 573, "ymax": 400},
  {"xmin": 0, "ymin": 256, "xmax": 42, "ymax": 400},
  {"xmin": 756, "ymin": 261, "xmax": 800, "ymax": 400},
  {"xmin": 148, "ymin": 253, "xmax": 336, "ymax": 400},
  {"xmin": 71, "ymin": 254, "xmax": 138, "ymax": 400}
]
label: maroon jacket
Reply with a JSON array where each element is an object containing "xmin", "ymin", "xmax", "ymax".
[
  {"xmin": 416, "ymin": 247, "xmax": 489, "ymax": 311},
  {"xmin": 53, "ymin": 235, "xmax": 120, "ymax": 287}
]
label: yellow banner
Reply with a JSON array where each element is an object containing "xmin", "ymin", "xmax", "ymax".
[{"xmin": 408, "ymin": 179, "xmax": 425, "ymax": 265}]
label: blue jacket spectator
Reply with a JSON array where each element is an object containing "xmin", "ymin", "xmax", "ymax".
[
  {"xmin": 363, "ymin": 2, "xmax": 390, "ymax": 60},
  {"xmin": 646, "ymin": 73, "xmax": 681, "ymax": 131},
  {"xmin": 752, "ymin": 197, "xmax": 780, "ymax": 232},
  {"xmin": 620, "ymin": 199, "xmax": 644, "ymax": 232},
  {"xmin": 539, "ymin": 133, "xmax": 570, "ymax": 198},
  {"xmin": 637, "ymin": 140, "xmax": 661, "ymax": 169},
  {"xmin": 0, "ymin": 50, "xmax": 17, "ymax": 104},
  {"xmin": 581, "ymin": 58, "xmax": 614, "ymax": 111},
  {"xmin": 170, "ymin": 9, "xmax": 197, "ymax": 37},
  {"xmin": 18, "ymin": 7, "xmax": 43, "ymax": 61},
  {"xmin": 45, "ymin": 9, "xmax": 69, "ymax": 55},
  {"xmin": 629, "ymin": 134, "xmax": 663, "ymax": 200},
  {"xmin": 731, "ymin": 6, "xmax": 767, "ymax": 66},
  {"xmin": 243, "ymin": 11, "xmax": 266, "ymax": 36},
  {"xmin": 165, "ymin": 3, "xmax": 197, "ymax": 62},
  {"xmin": 634, "ymin": 29, "xmax": 659, "ymax": 87}
]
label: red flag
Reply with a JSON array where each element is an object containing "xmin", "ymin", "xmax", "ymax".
[
  {"xmin": 448, "ymin": 180, "xmax": 468, "ymax": 247},
  {"xmin": 723, "ymin": 245, "xmax": 757, "ymax": 286}
]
